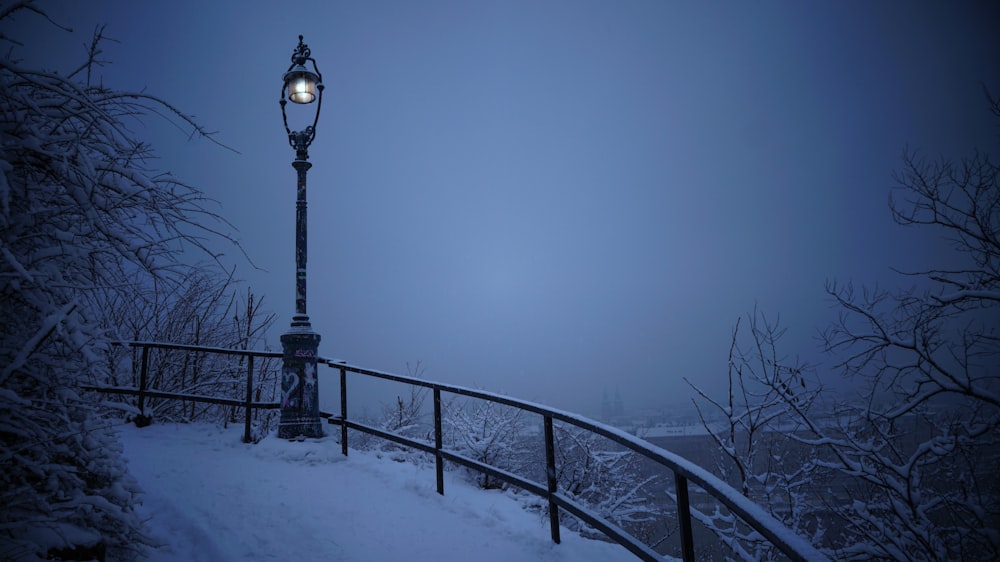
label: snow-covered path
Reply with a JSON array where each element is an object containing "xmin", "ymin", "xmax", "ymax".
[{"xmin": 120, "ymin": 423, "xmax": 636, "ymax": 562}]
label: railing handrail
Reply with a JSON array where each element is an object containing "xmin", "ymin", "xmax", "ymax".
[
  {"xmin": 92, "ymin": 340, "xmax": 828, "ymax": 562},
  {"xmin": 323, "ymin": 358, "xmax": 826, "ymax": 562},
  {"xmin": 109, "ymin": 339, "xmax": 283, "ymax": 359}
]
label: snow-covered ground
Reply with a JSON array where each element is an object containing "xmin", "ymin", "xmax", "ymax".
[{"xmin": 120, "ymin": 422, "xmax": 637, "ymax": 562}]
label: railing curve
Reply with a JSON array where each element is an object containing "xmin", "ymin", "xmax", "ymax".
[{"xmin": 85, "ymin": 341, "xmax": 828, "ymax": 562}]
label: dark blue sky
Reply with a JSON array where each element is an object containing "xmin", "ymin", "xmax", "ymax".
[{"xmin": 20, "ymin": 1, "xmax": 999, "ymax": 415}]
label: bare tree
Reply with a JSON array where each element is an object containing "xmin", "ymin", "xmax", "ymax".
[
  {"xmin": 96, "ymin": 270, "xmax": 278, "ymax": 426},
  {"xmin": 382, "ymin": 361, "xmax": 430, "ymax": 435},
  {"xmin": 689, "ymin": 98, "xmax": 1000, "ymax": 561},
  {"xmin": 686, "ymin": 310, "xmax": 826, "ymax": 561},
  {"xmin": 814, "ymin": 123, "xmax": 1000, "ymax": 559},
  {"xmin": 228, "ymin": 287, "xmax": 279, "ymax": 439}
]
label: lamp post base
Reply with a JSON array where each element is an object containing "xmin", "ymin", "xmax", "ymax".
[{"xmin": 278, "ymin": 327, "xmax": 323, "ymax": 440}]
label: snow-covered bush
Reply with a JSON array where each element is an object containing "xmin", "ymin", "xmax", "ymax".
[
  {"xmin": 352, "ymin": 362, "xmax": 432, "ymax": 464},
  {"xmin": 551, "ymin": 424, "xmax": 660, "ymax": 542},
  {"xmin": 0, "ymin": 6, "xmax": 238, "ymax": 559},
  {"xmin": 444, "ymin": 398, "xmax": 530, "ymax": 490}
]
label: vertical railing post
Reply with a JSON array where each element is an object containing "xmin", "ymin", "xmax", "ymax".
[
  {"xmin": 339, "ymin": 366, "xmax": 348, "ymax": 456},
  {"xmin": 433, "ymin": 388, "xmax": 444, "ymax": 495},
  {"xmin": 136, "ymin": 345, "xmax": 150, "ymax": 426},
  {"xmin": 543, "ymin": 415, "xmax": 561, "ymax": 544},
  {"xmin": 674, "ymin": 473, "xmax": 695, "ymax": 562},
  {"xmin": 243, "ymin": 354, "xmax": 255, "ymax": 443}
]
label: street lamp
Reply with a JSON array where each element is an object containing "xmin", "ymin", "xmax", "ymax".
[{"xmin": 278, "ymin": 35, "xmax": 324, "ymax": 440}]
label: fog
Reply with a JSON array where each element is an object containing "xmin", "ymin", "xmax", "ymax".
[{"xmin": 21, "ymin": 0, "xmax": 999, "ymax": 416}]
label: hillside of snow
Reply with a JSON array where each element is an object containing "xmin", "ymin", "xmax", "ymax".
[{"xmin": 119, "ymin": 422, "xmax": 637, "ymax": 562}]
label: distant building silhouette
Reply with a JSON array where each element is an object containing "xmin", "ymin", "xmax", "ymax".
[{"xmin": 601, "ymin": 388, "xmax": 625, "ymax": 422}]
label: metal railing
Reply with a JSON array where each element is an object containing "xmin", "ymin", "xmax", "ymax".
[
  {"xmin": 85, "ymin": 341, "xmax": 828, "ymax": 562},
  {"xmin": 83, "ymin": 341, "xmax": 287, "ymax": 443}
]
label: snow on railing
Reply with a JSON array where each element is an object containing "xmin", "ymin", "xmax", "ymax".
[{"xmin": 84, "ymin": 341, "xmax": 829, "ymax": 562}]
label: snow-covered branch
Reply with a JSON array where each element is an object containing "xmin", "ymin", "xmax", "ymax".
[{"xmin": 0, "ymin": 7, "xmax": 259, "ymax": 558}]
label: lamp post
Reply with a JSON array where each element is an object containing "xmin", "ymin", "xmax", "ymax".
[{"xmin": 278, "ymin": 35, "xmax": 324, "ymax": 439}]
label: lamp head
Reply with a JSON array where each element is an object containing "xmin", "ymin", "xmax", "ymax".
[
  {"xmin": 284, "ymin": 64, "xmax": 320, "ymax": 104},
  {"xmin": 280, "ymin": 35, "xmax": 324, "ymax": 152}
]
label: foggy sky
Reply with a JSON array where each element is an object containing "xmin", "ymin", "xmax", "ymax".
[{"xmin": 18, "ymin": 1, "xmax": 999, "ymax": 416}]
